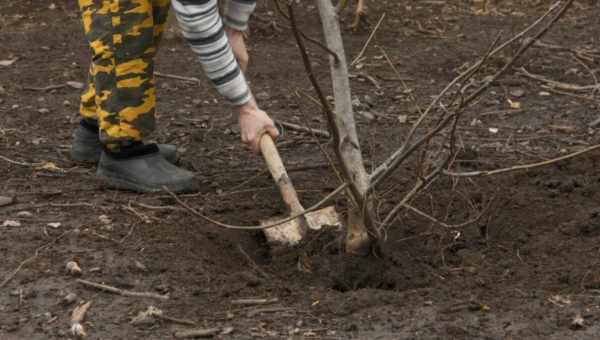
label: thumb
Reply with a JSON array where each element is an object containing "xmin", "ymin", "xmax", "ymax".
[{"xmin": 266, "ymin": 125, "xmax": 280, "ymax": 140}]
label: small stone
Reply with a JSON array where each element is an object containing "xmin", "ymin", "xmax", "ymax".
[
  {"xmin": 398, "ymin": 115, "xmax": 408, "ymax": 124},
  {"xmin": 510, "ymin": 88, "xmax": 525, "ymax": 98},
  {"xmin": 2, "ymin": 220, "xmax": 21, "ymax": 227},
  {"xmin": 65, "ymin": 261, "xmax": 82, "ymax": 276},
  {"xmin": 16, "ymin": 211, "xmax": 33, "ymax": 218},
  {"xmin": 357, "ymin": 111, "xmax": 375, "ymax": 121},
  {"xmin": 98, "ymin": 214, "xmax": 112, "ymax": 225},
  {"xmin": 155, "ymin": 284, "xmax": 170, "ymax": 294},
  {"xmin": 255, "ymin": 91, "xmax": 270, "ymax": 101},
  {"xmin": 47, "ymin": 222, "xmax": 61, "ymax": 228},
  {"xmin": 63, "ymin": 100, "xmax": 71, "ymax": 106},
  {"xmin": 134, "ymin": 260, "xmax": 148, "ymax": 272},
  {"xmin": 62, "ymin": 292, "xmax": 78, "ymax": 305},
  {"xmin": 221, "ymin": 327, "xmax": 234, "ymax": 335},
  {"xmin": 0, "ymin": 196, "xmax": 14, "ymax": 207},
  {"xmin": 38, "ymin": 108, "xmax": 50, "ymax": 114},
  {"xmin": 66, "ymin": 81, "xmax": 84, "ymax": 89}
]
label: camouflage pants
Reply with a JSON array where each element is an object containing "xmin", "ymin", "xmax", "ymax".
[{"xmin": 78, "ymin": 0, "xmax": 171, "ymax": 146}]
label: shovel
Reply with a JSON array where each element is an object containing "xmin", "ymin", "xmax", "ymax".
[{"xmin": 259, "ymin": 135, "xmax": 341, "ymax": 246}]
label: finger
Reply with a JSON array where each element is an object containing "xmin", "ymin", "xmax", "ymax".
[
  {"xmin": 266, "ymin": 126, "xmax": 280, "ymax": 140},
  {"xmin": 253, "ymin": 128, "xmax": 268, "ymax": 154}
]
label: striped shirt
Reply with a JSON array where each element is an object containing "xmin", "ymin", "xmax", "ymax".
[{"xmin": 171, "ymin": 0, "xmax": 256, "ymax": 106}]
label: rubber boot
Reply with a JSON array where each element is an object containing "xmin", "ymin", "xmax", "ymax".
[
  {"xmin": 71, "ymin": 121, "xmax": 177, "ymax": 164},
  {"xmin": 96, "ymin": 143, "xmax": 195, "ymax": 193}
]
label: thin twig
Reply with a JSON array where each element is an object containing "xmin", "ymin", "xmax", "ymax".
[
  {"xmin": 445, "ymin": 144, "xmax": 600, "ymax": 177},
  {"xmin": 403, "ymin": 199, "xmax": 490, "ymax": 229},
  {"xmin": 238, "ymin": 244, "xmax": 270, "ymax": 278},
  {"xmin": 0, "ymin": 155, "xmax": 38, "ymax": 166},
  {"xmin": 247, "ymin": 307, "xmax": 292, "ymax": 317},
  {"xmin": 370, "ymin": 0, "xmax": 565, "ymax": 183},
  {"xmin": 231, "ymin": 298, "xmax": 279, "ymax": 305},
  {"xmin": 155, "ymin": 71, "xmax": 201, "ymax": 84},
  {"xmin": 165, "ymin": 183, "xmax": 348, "ymax": 230},
  {"xmin": 77, "ymin": 279, "xmax": 169, "ymax": 300},
  {"xmin": 23, "ymin": 84, "xmax": 68, "ymax": 91},
  {"xmin": 0, "ymin": 230, "xmax": 70, "ymax": 289},
  {"xmin": 369, "ymin": 0, "xmax": 574, "ymax": 188},
  {"xmin": 174, "ymin": 328, "xmax": 221, "ymax": 339},
  {"xmin": 271, "ymin": 0, "xmax": 340, "ymax": 63},
  {"xmin": 277, "ymin": 120, "xmax": 330, "ymax": 138},
  {"xmin": 351, "ymin": 13, "xmax": 386, "ymax": 66},
  {"xmin": 517, "ymin": 66, "xmax": 600, "ymax": 92}
]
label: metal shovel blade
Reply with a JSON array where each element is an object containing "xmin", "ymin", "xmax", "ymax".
[
  {"xmin": 261, "ymin": 206, "xmax": 342, "ymax": 246},
  {"xmin": 260, "ymin": 216, "xmax": 305, "ymax": 246}
]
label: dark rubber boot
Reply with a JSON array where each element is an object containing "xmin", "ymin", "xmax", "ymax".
[
  {"xmin": 71, "ymin": 121, "xmax": 177, "ymax": 164},
  {"xmin": 96, "ymin": 144, "xmax": 195, "ymax": 193}
]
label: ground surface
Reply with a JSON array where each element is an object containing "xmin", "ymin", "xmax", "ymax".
[{"xmin": 1, "ymin": 0, "xmax": 600, "ymax": 339}]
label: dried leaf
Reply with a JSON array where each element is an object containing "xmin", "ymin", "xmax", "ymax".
[
  {"xmin": 548, "ymin": 294, "xmax": 571, "ymax": 307},
  {"xmin": 507, "ymin": 99, "xmax": 521, "ymax": 109},
  {"xmin": 35, "ymin": 162, "xmax": 63, "ymax": 173},
  {"xmin": 571, "ymin": 314, "xmax": 584, "ymax": 329},
  {"xmin": 130, "ymin": 306, "xmax": 163, "ymax": 325}
]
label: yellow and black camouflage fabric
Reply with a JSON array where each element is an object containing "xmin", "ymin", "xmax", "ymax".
[
  {"xmin": 77, "ymin": 0, "xmax": 255, "ymax": 148},
  {"xmin": 78, "ymin": 0, "xmax": 170, "ymax": 146}
]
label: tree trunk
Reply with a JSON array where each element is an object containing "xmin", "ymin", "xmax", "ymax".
[{"xmin": 315, "ymin": 0, "xmax": 373, "ymax": 255}]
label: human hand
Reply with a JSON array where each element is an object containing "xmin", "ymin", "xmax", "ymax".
[
  {"xmin": 238, "ymin": 98, "xmax": 279, "ymax": 153},
  {"xmin": 225, "ymin": 27, "xmax": 249, "ymax": 73}
]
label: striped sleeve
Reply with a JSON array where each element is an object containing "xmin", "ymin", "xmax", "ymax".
[
  {"xmin": 171, "ymin": 0, "xmax": 252, "ymax": 106},
  {"xmin": 222, "ymin": 0, "xmax": 256, "ymax": 31}
]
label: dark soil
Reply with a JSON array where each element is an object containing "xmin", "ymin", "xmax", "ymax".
[{"xmin": 2, "ymin": 0, "xmax": 600, "ymax": 339}]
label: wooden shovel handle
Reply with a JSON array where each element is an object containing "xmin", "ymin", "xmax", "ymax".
[{"xmin": 259, "ymin": 134, "xmax": 305, "ymax": 214}]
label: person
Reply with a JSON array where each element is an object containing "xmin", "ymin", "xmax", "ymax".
[{"xmin": 71, "ymin": 0, "xmax": 279, "ymax": 193}]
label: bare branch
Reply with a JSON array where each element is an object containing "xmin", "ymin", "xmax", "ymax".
[{"xmin": 445, "ymin": 144, "xmax": 600, "ymax": 178}]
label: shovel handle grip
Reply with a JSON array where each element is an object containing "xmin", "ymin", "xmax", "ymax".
[{"xmin": 259, "ymin": 134, "xmax": 304, "ymax": 214}]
